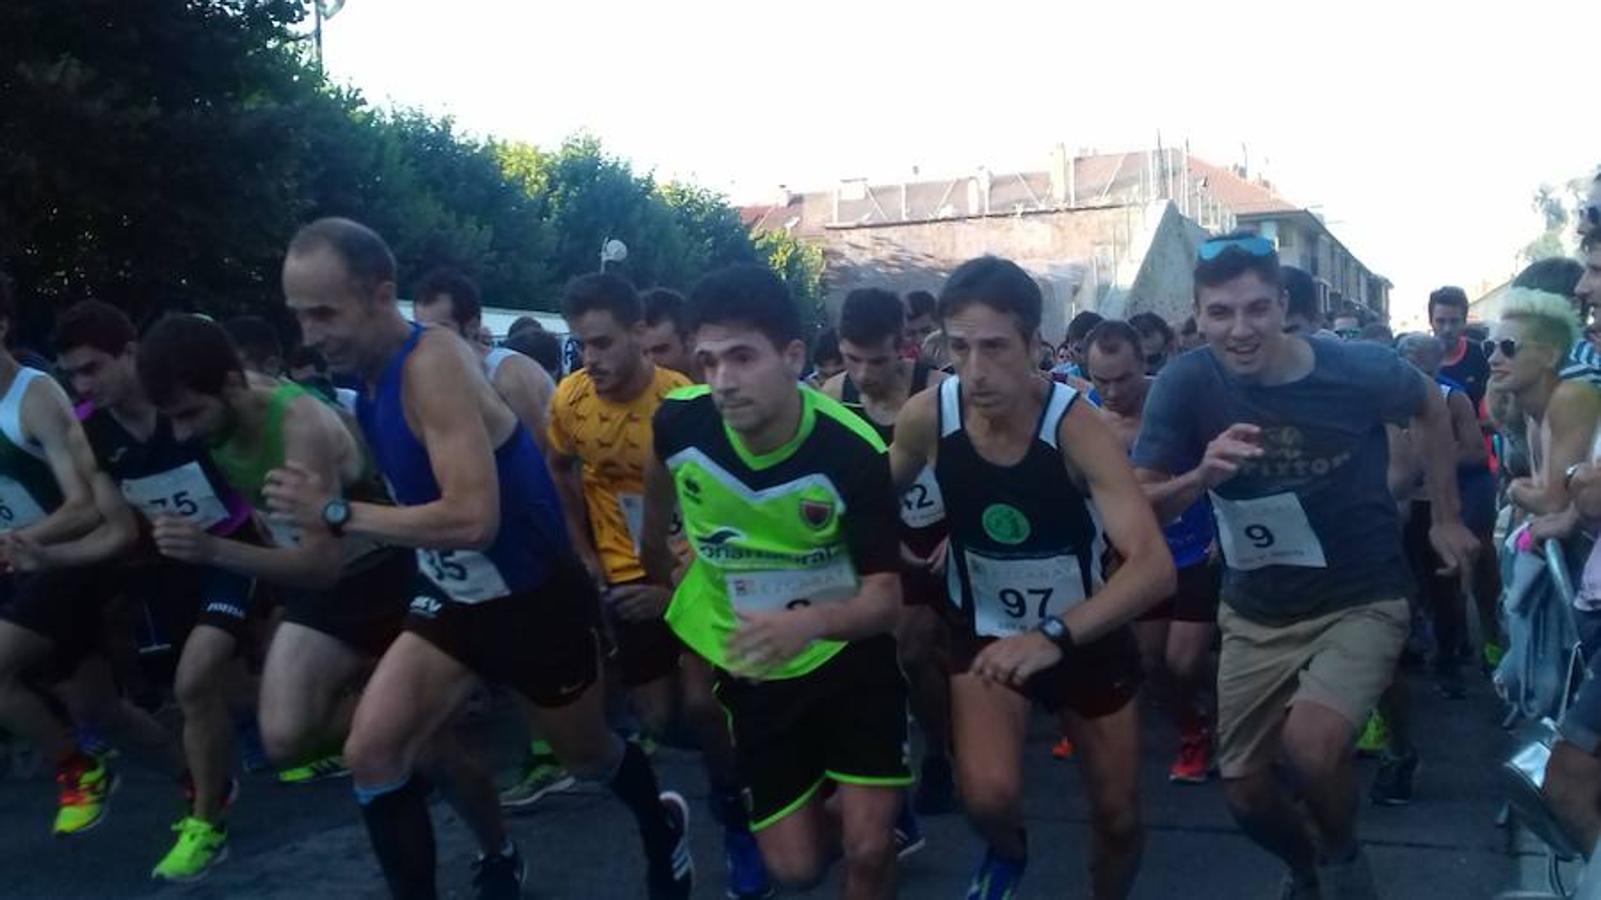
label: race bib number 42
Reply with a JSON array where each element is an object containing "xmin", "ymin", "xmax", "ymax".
[
  {"xmin": 120, "ymin": 463, "xmax": 229, "ymax": 529},
  {"xmin": 0, "ymin": 476, "xmax": 47, "ymax": 529},
  {"xmin": 966, "ymin": 549, "xmax": 1086, "ymax": 637},
  {"xmin": 724, "ymin": 556, "xmax": 857, "ymax": 613},
  {"xmin": 1210, "ymin": 491, "xmax": 1327, "ymax": 571},
  {"xmin": 417, "ymin": 548, "xmax": 510, "ymax": 604},
  {"xmin": 900, "ymin": 466, "xmax": 945, "ymax": 529}
]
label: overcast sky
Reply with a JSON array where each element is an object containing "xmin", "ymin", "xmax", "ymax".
[{"xmin": 321, "ymin": 0, "xmax": 1597, "ymax": 325}]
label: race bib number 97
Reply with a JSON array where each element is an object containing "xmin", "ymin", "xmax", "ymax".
[
  {"xmin": 417, "ymin": 548, "xmax": 510, "ymax": 604},
  {"xmin": 1209, "ymin": 491, "xmax": 1327, "ymax": 571},
  {"xmin": 120, "ymin": 463, "xmax": 229, "ymax": 529},
  {"xmin": 966, "ymin": 549, "xmax": 1086, "ymax": 637},
  {"xmin": 0, "ymin": 476, "xmax": 47, "ymax": 529},
  {"xmin": 724, "ymin": 556, "xmax": 857, "ymax": 613}
]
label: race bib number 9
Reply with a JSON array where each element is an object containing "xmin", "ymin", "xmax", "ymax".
[
  {"xmin": 966, "ymin": 549, "xmax": 1085, "ymax": 637},
  {"xmin": 417, "ymin": 548, "xmax": 510, "ymax": 604},
  {"xmin": 724, "ymin": 556, "xmax": 857, "ymax": 613},
  {"xmin": 120, "ymin": 463, "xmax": 229, "ymax": 529},
  {"xmin": 1210, "ymin": 491, "xmax": 1326, "ymax": 571},
  {"xmin": 900, "ymin": 466, "xmax": 945, "ymax": 529},
  {"xmin": 0, "ymin": 476, "xmax": 47, "ymax": 529}
]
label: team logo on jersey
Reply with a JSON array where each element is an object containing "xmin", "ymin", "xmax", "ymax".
[
  {"xmin": 700, "ymin": 528, "xmax": 742, "ymax": 546},
  {"xmin": 409, "ymin": 596, "xmax": 443, "ymax": 619},
  {"xmin": 799, "ymin": 498, "xmax": 834, "ymax": 530},
  {"xmin": 982, "ymin": 503, "xmax": 1031, "ymax": 545}
]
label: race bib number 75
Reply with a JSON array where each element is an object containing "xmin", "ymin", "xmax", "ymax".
[{"xmin": 1209, "ymin": 491, "xmax": 1327, "ymax": 571}]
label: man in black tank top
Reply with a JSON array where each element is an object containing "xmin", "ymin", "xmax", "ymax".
[
  {"xmin": 888, "ymin": 257, "xmax": 1175, "ymax": 900},
  {"xmin": 822, "ymin": 287, "xmax": 957, "ymax": 816}
]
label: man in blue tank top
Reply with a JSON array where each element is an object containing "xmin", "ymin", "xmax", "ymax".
[
  {"xmin": 888, "ymin": 256, "xmax": 1176, "ymax": 900},
  {"xmin": 266, "ymin": 218, "xmax": 692, "ymax": 900}
]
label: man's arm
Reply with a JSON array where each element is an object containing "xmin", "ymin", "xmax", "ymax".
[
  {"xmin": 639, "ymin": 451, "xmax": 678, "ymax": 588},
  {"xmin": 1512, "ymin": 380, "xmax": 1601, "ymax": 514},
  {"xmin": 1410, "ymin": 372, "xmax": 1479, "ymax": 574},
  {"xmin": 887, "ymin": 388, "xmax": 937, "ymax": 491},
  {"xmin": 548, "ymin": 448, "xmax": 603, "ymax": 580},
  {"xmin": 494, "ymin": 354, "xmax": 554, "ymax": 453},
  {"xmin": 1447, "ymin": 390, "xmax": 1488, "ymax": 469},
  {"xmin": 1136, "ymin": 423, "xmax": 1264, "ymax": 521},
  {"xmin": 13, "ymin": 378, "xmax": 102, "ymax": 544}
]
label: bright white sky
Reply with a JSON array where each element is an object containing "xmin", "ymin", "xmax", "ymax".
[{"xmin": 322, "ymin": 0, "xmax": 1597, "ymax": 326}]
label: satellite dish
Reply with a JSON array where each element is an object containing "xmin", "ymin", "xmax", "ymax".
[{"xmin": 601, "ymin": 239, "xmax": 629, "ymax": 264}]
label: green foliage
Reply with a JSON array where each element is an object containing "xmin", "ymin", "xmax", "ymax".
[
  {"xmin": 755, "ymin": 229, "xmax": 828, "ymax": 333},
  {"xmin": 1521, "ymin": 176, "xmax": 1590, "ymax": 265}
]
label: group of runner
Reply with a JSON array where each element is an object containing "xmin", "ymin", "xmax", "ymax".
[{"xmin": 9, "ymin": 207, "xmax": 1577, "ymax": 900}]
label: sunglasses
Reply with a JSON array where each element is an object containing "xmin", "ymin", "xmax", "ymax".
[
  {"xmin": 1482, "ymin": 338, "xmax": 1519, "ymax": 359},
  {"xmin": 1582, "ymin": 204, "xmax": 1601, "ymax": 229},
  {"xmin": 1335, "ymin": 328, "xmax": 1361, "ymax": 339},
  {"xmin": 1198, "ymin": 234, "xmax": 1276, "ymax": 261}
]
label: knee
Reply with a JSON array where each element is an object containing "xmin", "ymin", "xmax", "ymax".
[
  {"xmin": 1166, "ymin": 645, "xmax": 1208, "ymax": 686},
  {"xmin": 1223, "ymin": 773, "xmax": 1271, "ymax": 820},
  {"xmin": 761, "ymin": 845, "xmax": 827, "ymax": 891},
  {"xmin": 257, "ymin": 707, "xmax": 306, "ymax": 766},
  {"xmin": 841, "ymin": 825, "xmax": 895, "ymax": 873},
  {"xmin": 562, "ymin": 734, "xmax": 623, "ymax": 782},
  {"xmin": 343, "ymin": 726, "xmax": 406, "ymax": 785},
  {"xmin": 960, "ymin": 765, "xmax": 1022, "ymax": 827},
  {"xmin": 174, "ymin": 668, "xmax": 223, "ymax": 716},
  {"xmin": 1544, "ymin": 744, "xmax": 1601, "ymax": 808},
  {"xmin": 1281, "ymin": 720, "xmax": 1349, "ymax": 784},
  {"xmin": 1090, "ymin": 798, "xmax": 1142, "ymax": 850}
]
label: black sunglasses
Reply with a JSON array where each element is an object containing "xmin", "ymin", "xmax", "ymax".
[{"xmin": 1483, "ymin": 338, "xmax": 1519, "ymax": 359}]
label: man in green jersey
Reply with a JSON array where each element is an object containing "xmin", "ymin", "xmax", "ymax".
[{"xmin": 640, "ymin": 265, "xmax": 910, "ymax": 899}]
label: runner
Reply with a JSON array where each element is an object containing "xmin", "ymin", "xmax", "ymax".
[
  {"xmin": 810, "ymin": 328, "xmax": 845, "ymax": 384},
  {"xmin": 50, "ymin": 300, "xmax": 262, "ymax": 879},
  {"xmin": 1083, "ymin": 319, "xmax": 1220, "ymax": 784},
  {"xmin": 638, "ymin": 264, "xmax": 911, "ymax": 898},
  {"xmin": 1127, "ymin": 313, "xmax": 1176, "ymax": 375},
  {"xmin": 889, "ymin": 256, "xmax": 1174, "ymax": 900},
  {"xmin": 641, "ymin": 288, "xmax": 699, "ymax": 380},
  {"xmin": 902, "ymin": 290, "xmax": 939, "ymax": 359},
  {"xmin": 1430, "ymin": 287, "xmax": 1489, "ymax": 409},
  {"xmin": 1131, "ymin": 233, "xmax": 1477, "ymax": 898},
  {"xmin": 1280, "ymin": 267, "xmax": 1323, "ymax": 337},
  {"xmin": 266, "ymin": 217, "xmax": 692, "ymax": 900},
  {"xmin": 820, "ymin": 286, "xmax": 955, "ymax": 815}
]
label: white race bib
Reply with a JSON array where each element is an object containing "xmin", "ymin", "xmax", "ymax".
[
  {"xmin": 120, "ymin": 462, "xmax": 229, "ymax": 529},
  {"xmin": 1210, "ymin": 491, "xmax": 1326, "ymax": 571},
  {"xmin": 900, "ymin": 466, "xmax": 945, "ymax": 529},
  {"xmin": 618, "ymin": 492, "xmax": 644, "ymax": 553},
  {"xmin": 724, "ymin": 556, "xmax": 857, "ymax": 613},
  {"xmin": 0, "ymin": 476, "xmax": 47, "ymax": 529},
  {"xmin": 966, "ymin": 549, "xmax": 1086, "ymax": 637},
  {"xmin": 417, "ymin": 548, "xmax": 510, "ymax": 603}
]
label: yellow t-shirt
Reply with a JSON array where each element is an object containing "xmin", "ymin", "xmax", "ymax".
[{"xmin": 548, "ymin": 365, "xmax": 691, "ymax": 583}]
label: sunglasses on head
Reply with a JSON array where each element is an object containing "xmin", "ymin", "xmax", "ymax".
[
  {"xmin": 1483, "ymin": 338, "xmax": 1519, "ymax": 359},
  {"xmin": 1198, "ymin": 235, "xmax": 1276, "ymax": 262}
]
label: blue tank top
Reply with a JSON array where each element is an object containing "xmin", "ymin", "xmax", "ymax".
[
  {"xmin": 1083, "ymin": 387, "xmax": 1213, "ymax": 568},
  {"xmin": 357, "ymin": 325, "xmax": 570, "ymax": 603}
]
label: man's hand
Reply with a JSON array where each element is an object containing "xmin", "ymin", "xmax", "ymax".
[
  {"xmin": 263, "ymin": 462, "xmax": 331, "ymax": 532},
  {"xmin": 0, "ymin": 532, "xmax": 52, "ymax": 573},
  {"xmin": 1528, "ymin": 507, "xmax": 1580, "ymax": 545},
  {"xmin": 607, "ymin": 583, "xmax": 672, "ymax": 623},
  {"xmin": 152, "ymin": 515, "xmax": 217, "ymax": 565},
  {"xmin": 1199, "ymin": 424, "xmax": 1264, "ymax": 489},
  {"xmin": 726, "ymin": 607, "xmax": 820, "ymax": 676},
  {"xmin": 970, "ymin": 631, "xmax": 1063, "ymax": 687},
  {"xmin": 1428, "ymin": 519, "xmax": 1480, "ymax": 577}
]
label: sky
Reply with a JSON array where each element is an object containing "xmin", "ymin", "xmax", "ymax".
[{"xmin": 321, "ymin": 0, "xmax": 1597, "ymax": 327}]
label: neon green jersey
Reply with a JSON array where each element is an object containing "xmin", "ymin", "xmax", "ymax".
[{"xmin": 653, "ymin": 384, "xmax": 901, "ymax": 680}]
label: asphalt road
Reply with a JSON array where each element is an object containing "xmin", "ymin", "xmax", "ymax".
[{"xmin": 0, "ymin": 667, "xmax": 1532, "ymax": 899}]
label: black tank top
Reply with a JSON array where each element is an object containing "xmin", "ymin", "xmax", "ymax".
[
  {"xmin": 936, "ymin": 376, "xmax": 1104, "ymax": 638},
  {"xmin": 81, "ymin": 405, "xmax": 250, "ymax": 536},
  {"xmin": 840, "ymin": 361, "xmax": 934, "ymax": 442},
  {"xmin": 840, "ymin": 362, "xmax": 946, "ymax": 555}
]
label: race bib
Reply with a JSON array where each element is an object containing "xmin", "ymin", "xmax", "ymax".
[
  {"xmin": 618, "ymin": 492, "xmax": 644, "ymax": 553},
  {"xmin": 1210, "ymin": 491, "xmax": 1326, "ymax": 571},
  {"xmin": 0, "ymin": 476, "xmax": 47, "ymax": 529},
  {"xmin": 966, "ymin": 549, "xmax": 1086, "ymax": 637},
  {"xmin": 120, "ymin": 463, "xmax": 229, "ymax": 529},
  {"xmin": 417, "ymin": 548, "xmax": 510, "ymax": 603},
  {"xmin": 724, "ymin": 556, "xmax": 857, "ymax": 613},
  {"xmin": 900, "ymin": 466, "xmax": 945, "ymax": 529}
]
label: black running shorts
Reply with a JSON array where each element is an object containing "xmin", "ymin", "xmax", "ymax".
[
  {"xmin": 279, "ymin": 548, "xmax": 412, "ymax": 659},
  {"xmin": 950, "ymin": 623, "xmax": 1143, "ymax": 719},
  {"xmin": 1136, "ymin": 561, "xmax": 1222, "ymax": 624},
  {"xmin": 602, "ymin": 579, "xmax": 683, "ymax": 688},
  {"xmin": 0, "ymin": 566, "xmax": 123, "ymax": 682}
]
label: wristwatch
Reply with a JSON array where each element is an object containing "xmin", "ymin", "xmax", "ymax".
[
  {"xmin": 1566, "ymin": 463, "xmax": 1586, "ymax": 491},
  {"xmin": 1036, "ymin": 615, "xmax": 1074, "ymax": 651},
  {"xmin": 321, "ymin": 497, "xmax": 351, "ymax": 537}
]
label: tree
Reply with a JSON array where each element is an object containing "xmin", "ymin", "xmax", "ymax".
[
  {"xmin": 1521, "ymin": 176, "xmax": 1590, "ymax": 265},
  {"xmin": 755, "ymin": 229, "xmax": 827, "ymax": 334}
]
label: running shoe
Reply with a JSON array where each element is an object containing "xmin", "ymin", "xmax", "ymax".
[
  {"xmin": 1317, "ymin": 849, "xmax": 1380, "ymax": 899},
  {"xmin": 648, "ymin": 791, "xmax": 694, "ymax": 900},
  {"xmin": 151, "ymin": 816, "xmax": 229, "ymax": 882},
  {"xmin": 471, "ymin": 840, "xmax": 526, "ymax": 900},
  {"xmin": 965, "ymin": 846, "xmax": 1026, "ymax": 900},
  {"xmin": 914, "ymin": 754, "xmax": 957, "ymax": 814},
  {"xmin": 895, "ymin": 799, "xmax": 926, "ymax": 859},
  {"xmin": 53, "ymin": 754, "xmax": 118, "ymax": 836},
  {"xmin": 276, "ymin": 754, "xmax": 349, "ymax": 785},
  {"xmin": 723, "ymin": 826, "xmax": 773, "ymax": 899},
  {"xmin": 1168, "ymin": 727, "xmax": 1212, "ymax": 784},
  {"xmin": 1050, "ymin": 736, "xmax": 1075, "ymax": 760},
  {"xmin": 1369, "ymin": 750, "xmax": 1419, "ymax": 806},
  {"xmin": 498, "ymin": 757, "xmax": 575, "ymax": 809},
  {"xmin": 1482, "ymin": 640, "xmax": 1506, "ymax": 670},
  {"xmin": 74, "ymin": 725, "xmax": 117, "ymax": 760},
  {"xmin": 1354, "ymin": 712, "xmax": 1389, "ymax": 758}
]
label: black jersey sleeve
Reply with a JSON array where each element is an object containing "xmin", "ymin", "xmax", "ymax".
[
  {"xmin": 651, "ymin": 387, "xmax": 710, "ymax": 463},
  {"xmin": 837, "ymin": 435, "xmax": 903, "ymax": 578}
]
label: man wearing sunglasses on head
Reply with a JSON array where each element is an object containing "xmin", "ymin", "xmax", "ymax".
[{"xmin": 1131, "ymin": 232, "xmax": 1477, "ymax": 900}]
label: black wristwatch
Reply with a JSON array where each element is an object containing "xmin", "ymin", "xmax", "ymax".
[
  {"xmin": 1036, "ymin": 615, "xmax": 1074, "ymax": 651},
  {"xmin": 321, "ymin": 497, "xmax": 351, "ymax": 537}
]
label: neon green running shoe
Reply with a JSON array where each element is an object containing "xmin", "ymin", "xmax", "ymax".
[
  {"xmin": 498, "ymin": 759, "xmax": 575, "ymax": 809},
  {"xmin": 1355, "ymin": 712, "xmax": 1390, "ymax": 758},
  {"xmin": 53, "ymin": 755, "xmax": 118, "ymax": 836},
  {"xmin": 151, "ymin": 816, "xmax": 229, "ymax": 882},
  {"xmin": 276, "ymin": 754, "xmax": 349, "ymax": 785},
  {"xmin": 1483, "ymin": 641, "xmax": 1506, "ymax": 669}
]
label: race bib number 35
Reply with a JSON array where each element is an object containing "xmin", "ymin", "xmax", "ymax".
[
  {"xmin": 120, "ymin": 463, "xmax": 229, "ymax": 529},
  {"xmin": 0, "ymin": 476, "xmax": 47, "ymax": 529},
  {"xmin": 417, "ymin": 548, "xmax": 510, "ymax": 604},
  {"xmin": 966, "ymin": 549, "xmax": 1085, "ymax": 637},
  {"xmin": 724, "ymin": 557, "xmax": 857, "ymax": 613},
  {"xmin": 1210, "ymin": 491, "xmax": 1327, "ymax": 571}
]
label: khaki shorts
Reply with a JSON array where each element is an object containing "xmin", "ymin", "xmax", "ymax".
[{"xmin": 1216, "ymin": 598, "xmax": 1408, "ymax": 779}]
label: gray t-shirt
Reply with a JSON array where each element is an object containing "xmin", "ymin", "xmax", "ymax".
[{"xmin": 1132, "ymin": 338, "xmax": 1425, "ymax": 624}]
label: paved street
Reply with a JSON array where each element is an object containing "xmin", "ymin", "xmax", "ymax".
[{"xmin": 0, "ymin": 669, "xmax": 1534, "ymax": 899}]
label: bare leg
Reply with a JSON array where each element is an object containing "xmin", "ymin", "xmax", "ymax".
[
  {"xmin": 1544, "ymin": 741, "xmax": 1601, "ymax": 853},
  {"xmin": 1067, "ymin": 701, "xmax": 1145, "ymax": 899},
  {"xmin": 950, "ymin": 673, "xmax": 1030, "ymax": 858},
  {"xmin": 174, "ymin": 625, "xmax": 240, "ymax": 820},
  {"xmin": 257, "ymin": 623, "xmax": 365, "ymax": 766},
  {"xmin": 836, "ymin": 784, "xmax": 902, "ymax": 900},
  {"xmin": 0, "ymin": 622, "xmax": 75, "ymax": 763},
  {"xmin": 59, "ymin": 657, "xmax": 184, "ymax": 777},
  {"xmin": 1281, "ymin": 699, "xmax": 1362, "ymax": 859}
]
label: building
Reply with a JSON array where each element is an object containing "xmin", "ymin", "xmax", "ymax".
[{"xmin": 743, "ymin": 146, "xmax": 1390, "ymax": 337}]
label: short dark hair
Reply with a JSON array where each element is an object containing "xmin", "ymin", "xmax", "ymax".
[
  {"xmin": 53, "ymin": 300, "xmax": 136, "ymax": 356},
  {"xmin": 937, "ymin": 256, "xmax": 1042, "ymax": 337},
  {"xmin": 1428, "ymin": 286, "xmax": 1469, "ymax": 316},
  {"xmin": 562, "ymin": 272, "xmax": 642, "ymax": 327},
  {"xmin": 415, "ymin": 268, "xmax": 482, "ymax": 328},
  {"xmin": 508, "ymin": 315, "xmax": 544, "ymax": 336},
  {"xmin": 687, "ymin": 264, "xmax": 802, "ymax": 349},
  {"xmin": 222, "ymin": 315, "xmax": 282, "ymax": 370},
  {"xmin": 505, "ymin": 329, "xmax": 562, "ymax": 378},
  {"xmin": 1127, "ymin": 311, "xmax": 1173, "ymax": 344},
  {"xmin": 1195, "ymin": 231, "xmax": 1281, "ymax": 296},
  {"xmin": 1281, "ymin": 265, "xmax": 1317, "ymax": 320},
  {"xmin": 838, "ymin": 288, "xmax": 904, "ymax": 347},
  {"xmin": 287, "ymin": 344, "xmax": 328, "ymax": 374},
  {"xmin": 286, "ymin": 217, "xmax": 397, "ymax": 293},
  {"xmin": 813, "ymin": 328, "xmax": 842, "ymax": 365},
  {"xmin": 1180, "ymin": 315, "xmax": 1198, "ymax": 337},
  {"xmin": 1512, "ymin": 257, "xmax": 1583, "ymax": 300},
  {"xmin": 904, "ymin": 290, "xmax": 937, "ymax": 320},
  {"xmin": 138, "ymin": 315, "xmax": 245, "ymax": 405},
  {"xmin": 1359, "ymin": 322, "xmax": 1394, "ymax": 344},
  {"xmin": 642, "ymin": 288, "xmax": 688, "ymax": 335},
  {"xmin": 1085, "ymin": 319, "xmax": 1141, "ymax": 358},
  {"xmin": 1067, "ymin": 311, "xmax": 1105, "ymax": 342}
]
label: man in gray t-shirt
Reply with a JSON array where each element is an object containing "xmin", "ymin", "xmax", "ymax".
[{"xmin": 1131, "ymin": 233, "xmax": 1478, "ymax": 900}]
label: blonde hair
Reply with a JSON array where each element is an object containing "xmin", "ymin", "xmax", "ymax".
[{"xmin": 1500, "ymin": 287, "xmax": 1580, "ymax": 357}]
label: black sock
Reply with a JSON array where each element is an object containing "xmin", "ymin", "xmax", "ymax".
[
  {"xmin": 608, "ymin": 741, "xmax": 676, "ymax": 871},
  {"xmin": 356, "ymin": 777, "xmax": 437, "ymax": 900}
]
